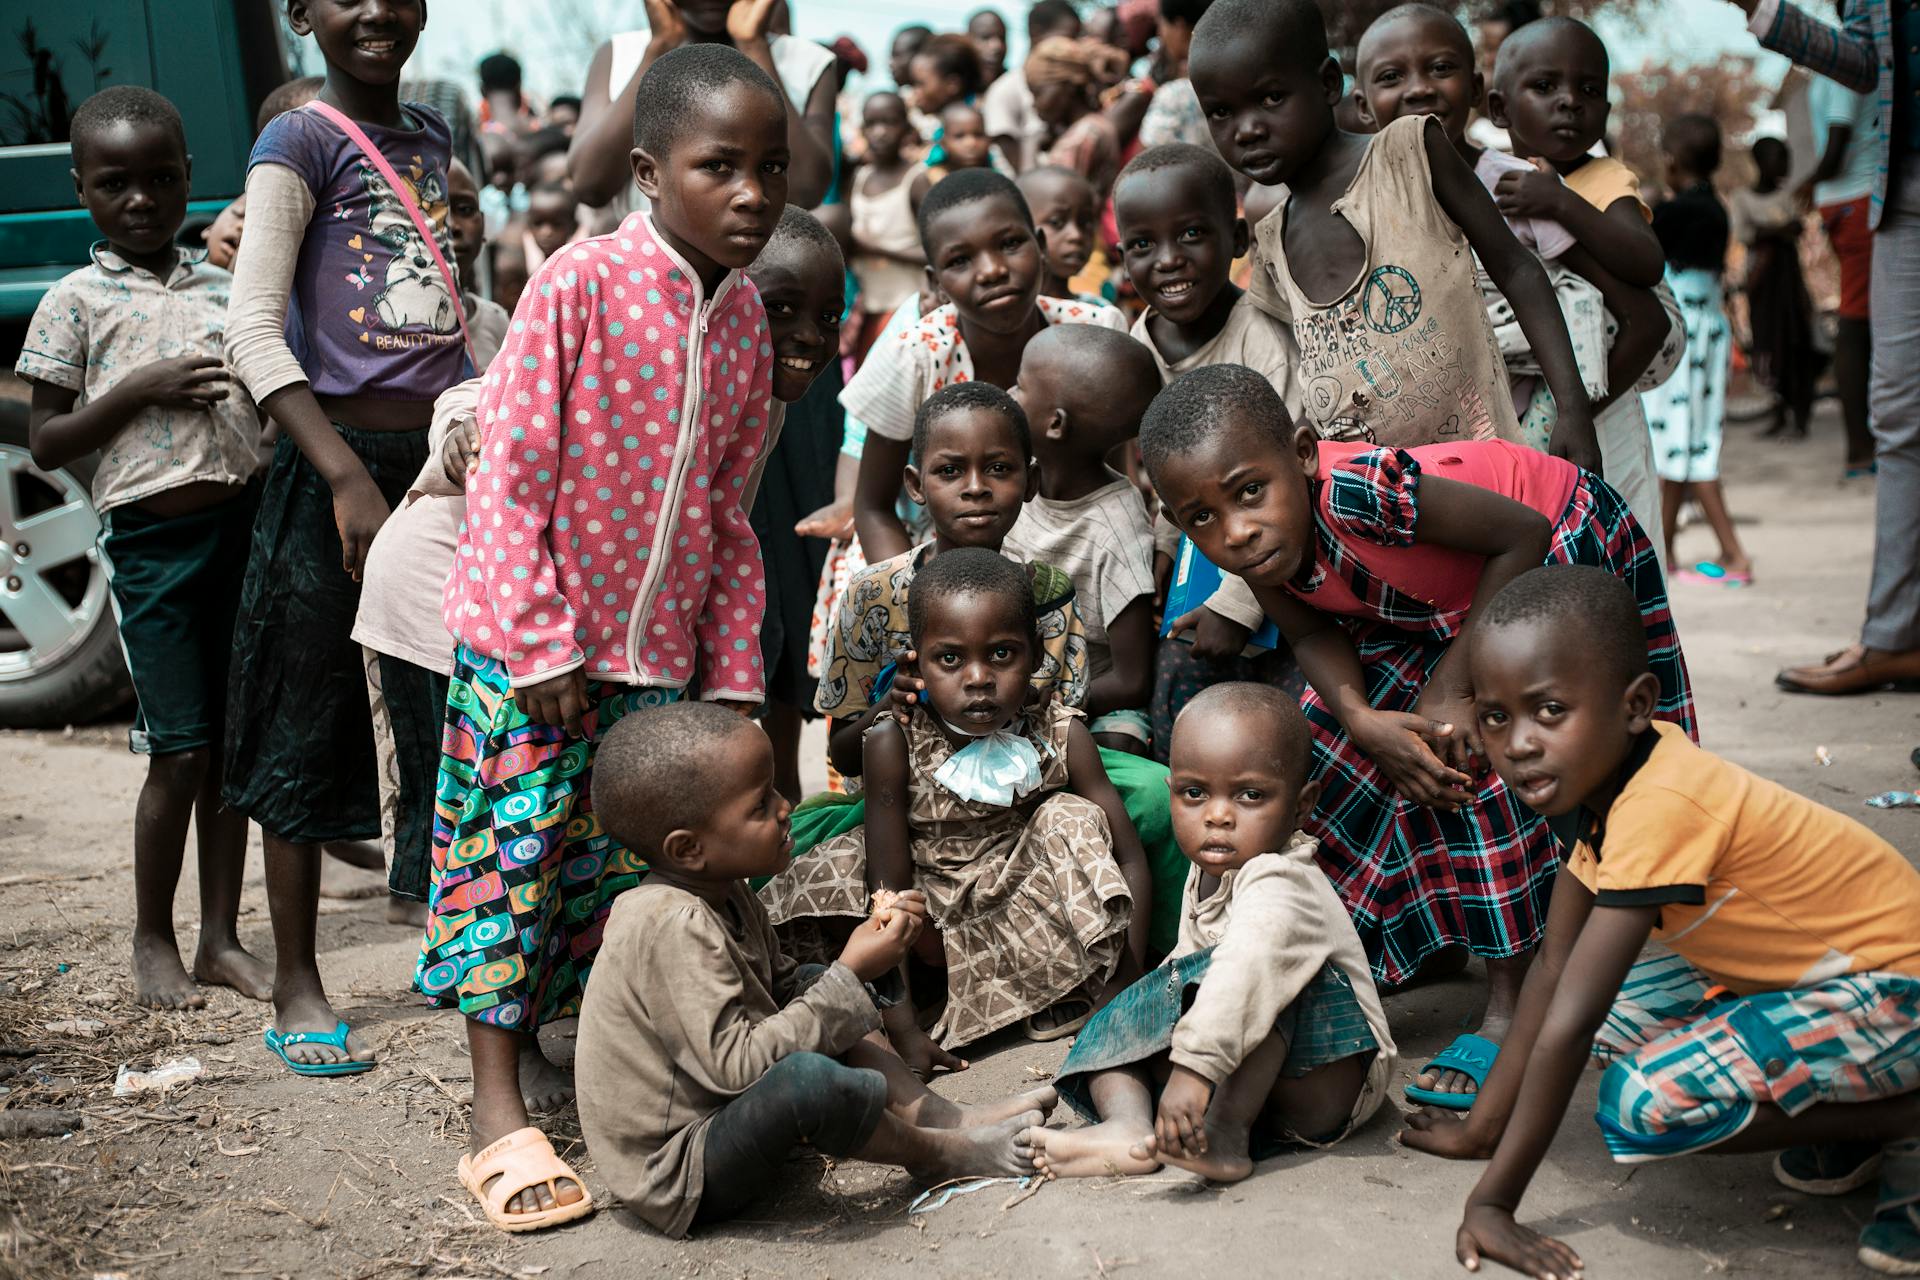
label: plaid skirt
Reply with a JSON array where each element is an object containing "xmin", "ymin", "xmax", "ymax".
[
  {"xmin": 1592, "ymin": 952, "xmax": 1920, "ymax": 1162},
  {"xmin": 414, "ymin": 646, "xmax": 679, "ymax": 1030},
  {"xmin": 1306, "ymin": 473, "xmax": 1695, "ymax": 986}
]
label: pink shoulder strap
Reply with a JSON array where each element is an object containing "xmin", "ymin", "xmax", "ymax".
[{"xmin": 302, "ymin": 100, "xmax": 476, "ymax": 368}]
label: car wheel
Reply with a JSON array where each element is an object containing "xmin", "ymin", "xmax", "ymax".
[{"xmin": 0, "ymin": 401, "xmax": 131, "ymax": 728}]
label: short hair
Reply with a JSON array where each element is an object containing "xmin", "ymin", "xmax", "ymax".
[
  {"xmin": 527, "ymin": 180, "xmax": 574, "ymax": 203},
  {"xmin": 548, "ymin": 93, "xmax": 583, "ymax": 115},
  {"xmin": 1192, "ymin": 0, "xmax": 1329, "ymax": 75},
  {"xmin": 967, "ymin": 7, "xmax": 1007, "ymax": 30},
  {"xmin": 71, "ymin": 86, "xmax": 186, "ymax": 168},
  {"xmin": 1478, "ymin": 565, "xmax": 1649, "ymax": 688},
  {"xmin": 1492, "ymin": 15, "xmax": 1609, "ymax": 91},
  {"xmin": 1361, "ymin": 4, "xmax": 1475, "ymax": 62},
  {"xmin": 1140, "ymin": 363, "xmax": 1293, "ymax": 485},
  {"xmin": 864, "ymin": 89, "xmax": 907, "ymax": 115},
  {"xmin": 1028, "ymin": 0, "xmax": 1082, "ymax": 42},
  {"xmin": 893, "ymin": 23, "xmax": 934, "ymax": 50},
  {"xmin": 1115, "ymin": 143, "xmax": 1237, "ymax": 226},
  {"xmin": 478, "ymin": 52, "xmax": 523, "ymax": 93},
  {"xmin": 915, "ymin": 33, "xmax": 986, "ymax": 98},
  {"xmin": 1174, "ymin": 682, "xmax": 1313, "ymax": 787},
  {"xmin": 1483, "ymin": 0, "xmax": 1543, "ymax": 29},
  {"xmin": 1025, "ymin": 326, "xmax": 1163, "ymax": 446},
  {"xmin": 1663, "ymin": 112, "xmax": 1722, "ymax": 177},
  {"xmin": 917, "ymin": 167, "xmax": 1032, "ymax": 258},
  {"xmin": 592, "ymin": 701, "xmax": 757, "ymax": 855},
  {"xmin": 1751, "ymin": 135, "xmax": 1790, "ymax": 169},
  {"xmin": 911, "ymin": 380, "xmax": 1032, "ymax": 467},
  {"xmin": 1159, "ymin": 0, "xmax": 1217, "ymax": 26},
  {"xmin": 907, "ymin": 547, "xmax": 1039, "ymax": 648},
  {"xmin": 757, "ymin": 205, "xmax": 846, "ymax": 279},
  {"xmin": 256, "ymin": 76, "xmax": 325, "ymax": 134},
  {"xmin": 632, "ymin": 44, "xmax": 785, "ymax": 157}
]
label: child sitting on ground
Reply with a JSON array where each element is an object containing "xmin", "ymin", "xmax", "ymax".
[
  {"xmin": 1038, "ymin": 684, "xmax": 1396, "ymax": 1182},
  {"xmin": 765, "ymin": 548, "xmax": 1153, "ymax": 1059},
  {"xmin": 843, "ymin": 168, "xmax": 1126, "ymax": 562},
  {"xmin": 419, "ymin": 44, "xmax": 785, "ymax": 1233},
  {"xmin": 1004, "ymin": 326, "xmax": 1161, "ymax": 755},
  {"xmin": 577, "ymin": 702, "xmax": 1055, "ymax": 1238},
  {"xmin": 1187, "ymin": 0, "xmax": 1599, "ymax": 472},
  {"xmin": 1140, "ymin": 364, "xmax": 1696, "ymax": 1115},
  {"xmin": 18, "ymin": 87, "xmax": 271, "ymax": 1012},
  {"xmin": 1402, "ymin": 566, "xmax": 1920, "ymax": 1278},
  {"xmin": 1017, "ymin": 165, "xmax": 1100, "ymax": 302}
]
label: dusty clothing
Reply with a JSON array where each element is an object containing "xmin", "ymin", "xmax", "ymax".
[
  {"xmin": 760, "ymin": 701, "xmax": 1132, "ymax": 1047},
  {"xmin": 1246, "ymin": 117, "xmax": 1522, "ymax": 449},
  {"xmin": 1130, "ymin": 293, "xmax": 1304, "ymax": 419},
  {"xmin": 575, "ymin": 879, "xmax": 879, "ymax": 1237},
  {"xmin": 1002, "ymin": 471, "xmax": 1156, "ymax": 682}
]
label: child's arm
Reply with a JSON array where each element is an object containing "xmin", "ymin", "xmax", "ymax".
[
  {"xmin": 796, "ymin": 450, "xmax": 861, "ymax": 541},
  {"xmin": 1423, "ymin": 125, "xmax": 1601, "ymax": 475},
  {"xmin": 1558, "ymin": 245, "xmax": 1670, "ymax": 414},
  {"xmin": 726, "ymin": 0, "xmax": 837, "ymax": 206},
  {"xmin": 853, "ymin": 435, "xmax": 914, "ymax": 559},
  {"xmin": 861, "ymin": 717, "xmax": 917, "ymax": 897},
  {"xmin": 26, "ymin": 360, "xmax": 231, "ymax": 472},
  {"xmin": 1084, "ymin": 597, "xmax": 1155, "ymax": 718},
  {"xmin": 694, "ymin": 331, "xmax": 775, "ymax": 708},
  {"xmin": 569, "ymin": 0, "xmax": 685, "ymax": 207},
  {"xmin": 1064, "ymin": 718, "xmax": 1153, "ymax": 969},
  {"xmin": 1494, "ymin": 165, "xmax": 1665, "ymax": 288}
]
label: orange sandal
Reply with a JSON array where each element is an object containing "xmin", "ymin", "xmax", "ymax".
[{"xmin": 457, "ymin": 1127, "xmax": 595, "ymax": 1233}]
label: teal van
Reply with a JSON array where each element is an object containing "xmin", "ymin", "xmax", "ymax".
[{"xmin": 0, "ymin": 2, "xmax": 288, "ymax": 725}]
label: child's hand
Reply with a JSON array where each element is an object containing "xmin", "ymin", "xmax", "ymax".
[
  {"xmin": 1493, "ymin": 160, "xmax": 1568, "ymax": 221},
  {"xmin": 726, "ymin": 0, "xmax": 781, "ymax": 43},
  {"xmin": 1168, "ymin": 605, "xmax": 1253, "ymax": 662},
  {"xmin": 1352, "ymin": 709, "xmax": 1474, "ymax": 810},
  {"xmin": 1154, "ymin": 1065, "xmax": 1214, "ymax": 1159},
  {"xmin": 1454, "ymin": 1203, "xmax": 1585, "ymax": 1280},
  {"xmin": 332, "ymin": 476, "xmax": 392, "ymax": 582},
  {"xmin": 643, "ymin": 0, "xmax": 687, "ymax": 49},
  {"xmin": 440, "ymin": 418, "xmax": 481, "ymax": 488},
  {"xmin": 1412, "ymin": 687, "xmax": 1481, "ymax": 774},
  {"xmin": 1398, "ymin": 1107, "xmax": 1496, "ymax": 1161},
  {"xmin": 838, "ymin": 903, "xmax": 920, "ymax": 981},
  {"xmin": 1546, "ymin": 403, "xmax": 1603, "ymax": 478},
  {"xmin": 795, "ymin": 498, "xmax": 855, "ymax": 542},
  {"xmin": 877, "ymin": 653, "xmax": 925, "ymax": 727},
  {"xmin": 125, "ymin": 356, "xmax": 231, "ymax": 410},
  {"xmin": 518, "ymin": 668, "xmax": 591, "ymax": 736}
]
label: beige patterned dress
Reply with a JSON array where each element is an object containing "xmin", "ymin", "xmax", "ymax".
[{"xmin": 759, "ymin": 701, "xmax": 1133, "ymax": 1047}]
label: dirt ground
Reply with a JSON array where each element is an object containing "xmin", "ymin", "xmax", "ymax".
[{"xmin": 2, "ymin": 404, "xmax": 1917, "ymax": 1280}]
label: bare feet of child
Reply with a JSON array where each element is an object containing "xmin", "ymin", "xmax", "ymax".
[
  {"xmin": 191, "ymin": 939, "xmax": 273, "ymax": 1002},
  {"xmin": 518, "ymin": 1044, "xmax": 576, "ymax": 1113},
  {"xmin": 320, "ymin": 841, "xmax": 387, "ymax": 900},
  {"xmin": 905, "ymin": 1111, "xmax": 1045, "ymax": 1183},
  {"xmin": 1029, "ymin": 1120, "xmax": 1160, "ymax": 1178},
  {"xmin": 1132, "ymin": 1121, "xmax": 1253, "ymax": 1183},
  {"xmin": 385, "ymin": 895, "xmax": 428, "ymax": 929},
  {"xmin": 133, "ymin": 934, "xmax": 205, "ymax": 1010},
  {"xmin": 905, "ymin": 1084, "xmax": 1057, "ymax": 1130}
]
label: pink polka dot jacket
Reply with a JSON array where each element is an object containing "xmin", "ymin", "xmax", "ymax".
[{"xmin": 444, "ymin": 212, "xmax": 774, "ymax": 697}]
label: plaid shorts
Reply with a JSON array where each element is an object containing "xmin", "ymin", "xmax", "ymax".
[{"xmin": 1591, "ymin": 953, "xmax": 1920, "ymax": 1163}]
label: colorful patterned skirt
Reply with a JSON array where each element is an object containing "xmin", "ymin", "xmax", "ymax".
[
  {"xmin": 414, "ymin": 646, "xmax": 679, "ymax": 1030},
  {"xmin": 1306, "ymin": 473, "xmax": 1696, "ymax": 986}
]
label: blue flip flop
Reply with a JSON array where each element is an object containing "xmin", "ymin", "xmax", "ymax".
[
  {"xmin": 1404, "ymin": 1032, "xmax": 1498, "ymax": 1110},
  {"xmin": 262, "ymin": 1020, "xmax": 374, "ymax": 1077}
]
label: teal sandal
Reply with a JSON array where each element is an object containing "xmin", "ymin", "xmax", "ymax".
[
  {"xmin": 263, "ymin": 1020, "xmax": 374, "ymax": 1077},
  {"xmin": 1403, "ymin": 1032, "xmax": 1498, "ymax": 1110}
]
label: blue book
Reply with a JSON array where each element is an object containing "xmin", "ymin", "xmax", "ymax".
[{"xmin": 1161, "ymin": 534, "xmax": 1282, "ymax": 649}]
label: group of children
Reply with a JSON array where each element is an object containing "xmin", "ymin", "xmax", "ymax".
[{"xmin": 15, "ymin": 0, "xmax": 1920, "ymax": 1273}]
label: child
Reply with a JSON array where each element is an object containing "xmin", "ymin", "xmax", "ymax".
[
  {"xmin": 1004, "ymin": 326, "xmax": 1161, "ymax": 755},
  {"xmin": 1641, "ymin": 115, "xmax": 1751, "ymax": 585},
  {"xmin": 842, "ymin": 168, "xmax": 1126, "ymax": 561},
  {"xmin": 223, "ymin": 0, "xmax": 464, "ymax": 1075},
  {"xmin": 1038, "ymin": 684, "xmax": 1396, "ymax": 1181},
  {"xmin": 17, "ymin": 87, "xmax": 269, "ymax": 1011},
  {"xmin": 1140, "ymin": 364, "xmax": 1695, "ymax": 1112},
  {"xmin": 1187, "ymin": 0, "xmax": 1599, "ymax": 472},
  {"xmin": 1016, "ymin": 165, "xmax": 1099, "ymax": 303},
  {"xmin": 850, "ymin": 92, "xmax": 927, "ymax": 363},
  {"xmin": 576, "ymin": 702, "xmax": 1055, "ymax": 1238},
  {"xmin": 1028, "ymin": 37, "xmax": 1129, "ymax": 202},
  {"xmin": 762, "ymin": 548, "xmax": 1153, "ymax": 1056},
  {"xmin": 1731, "ymin": 137, "xmax": 1823, "ymax": 442},
  {"xmin": 520, "ymin": 181, "xmax": 581, "ymax": 274},
  {"xmin": 908, "ymin": 102, "xmax": 999, "ymax": 215},
  {"xmin": 351, "ymin": 158, "xmax": 512, "ymax": 933},
  {"xmin": 1402, "ymin": 566, "xmax": 1920, "ymax": 1279},
  {"xmin": 907, "ymin": 33, "xmax": 986, "ymax": 124},
  {"xmin": 420, "ymin": 44, "xmax": 786, "ymax": 1232}
]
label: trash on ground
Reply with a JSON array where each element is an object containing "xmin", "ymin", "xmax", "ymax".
[
  {"xmin": 1867, "ymin": 790, "xmax": 1920, "ymax": 810},
  {"xmin": 112, "ymin": 1055, "xmax": 205, "ymax": 1097}
]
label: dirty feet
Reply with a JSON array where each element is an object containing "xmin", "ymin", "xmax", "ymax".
[
  {"xmin": 519, "ymin": 1044, "xmax": 576, "ymax": 1114},
  {"xmin": 907, "ymin": 1111, "xmax": 1044, "ymax": 1183},
  {"xmin": 909, "ymin": 1084, "xmax": 1057, "ymax": 1129},
  {"xmin": 270, "ymin": 989, "xmax": 375, "ymax": 1069},
  {"xmin": 1134, "ymin": 1121, "xmax": 1253, "ymax": 1184},
  {"xmin": 1030, "ymin": 1120, "xmax": 1160, "ymax": 1179},
  {"xmin": 192, "ymin": 939, "xmax": 273, "ymax": 1002},
  {"xmin": 133, "ymin": 933, "xmax": 205, "ymax": 1010}
]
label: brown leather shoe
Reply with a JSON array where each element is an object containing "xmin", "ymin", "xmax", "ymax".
[{"xmin": 1775, "ymin": 645, "xmax": 1920, "ymax": 695}]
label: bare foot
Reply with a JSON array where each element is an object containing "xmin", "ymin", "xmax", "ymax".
[
  {"xmin": 1030, "ymin": 1120, "xmax": 1159, "ymax": 1179},
  {"xmin": 323, "ymin": 839, "xmax": 384, "ymax": 871},
  {"xmin": 385, "ymin": 896, "xmax": 428, "ymax": 929},
  {"xmin": 270, "ymin": 989, "xmax": 376, "ymax": 1069},
  {"xmin": 907, "ymin": 1110, "xmax": 1044, "ymax": 1183},
  {"xmin": 320, "ymin": 855, "xmax": 387, "ymax": 901},
  {"xmin": 133, "ymin": 934, "xmax": 205, "ymax": 1010},
  {"xmin": 192, "ymin": 940, "xmax": 273, "ymax": 1002},
  {"xmin": 1134, "ymin": 1121, "xmax": 1253, "ymax": 1183},
  {"xmin": 519, "ymin": 1044, "xmax": 576, "ymax": 1113},
  {"xmin": 908, "ymin": 1084, "xmax": 1057, "ymax": 1130}
]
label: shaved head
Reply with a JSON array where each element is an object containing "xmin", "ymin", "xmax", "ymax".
[{"xmin": 1175, "ymin": 682, "xmax": 1313, "ymax": 788}]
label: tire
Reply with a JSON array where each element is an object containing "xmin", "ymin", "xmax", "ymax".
[{"xmin": 0, "ymin": 400, "xmax": 132, "ymax": 728}]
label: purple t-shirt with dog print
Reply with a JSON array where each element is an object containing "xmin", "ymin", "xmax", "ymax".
[{"xmin": 249, "ymin": 102, "xmax": 465, "ymax": 401}]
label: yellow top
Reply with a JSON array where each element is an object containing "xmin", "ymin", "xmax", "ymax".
[{"xmin": 1563, "ymin": 155, "xmax": 1652, "ymax": 221}]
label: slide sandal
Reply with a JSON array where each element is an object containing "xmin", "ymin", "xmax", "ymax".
[
  {"xmin": 1404, "ymin": 1032, "xmax": 1499, "ymax": 1111},
  {"xmin": 1024, "ymin": 999, "xmax": 1092, "ymax": 1043},
  {"xmin": 262, "ymin": 1020, "xmax": 375, "ymax": 1077},
  {"xmin": 458, "ymin": 1126, "xmax": 595, "ymax": 1233}
]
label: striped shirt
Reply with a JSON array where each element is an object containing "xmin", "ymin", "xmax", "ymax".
[{"xmin": 1003, "ymin": 471, "xmax": 1156, "ymax": 678}]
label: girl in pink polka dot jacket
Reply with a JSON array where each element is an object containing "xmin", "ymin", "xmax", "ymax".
[{"xmin": 416, "ymin": 46, "xmax": 791, "ymax": 1232}]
